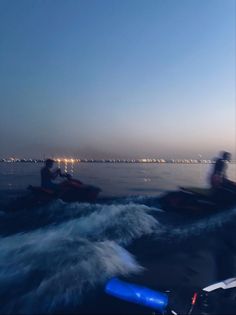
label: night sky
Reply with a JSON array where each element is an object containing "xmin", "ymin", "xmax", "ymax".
[{"xmin": 0, "ymin": 0, "xmax": 235, "ymax": 159}]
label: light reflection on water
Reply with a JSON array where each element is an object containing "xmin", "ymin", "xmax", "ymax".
[{"xmin": 0, "ymin": 162, "xmax": 235, "ymax": 196}]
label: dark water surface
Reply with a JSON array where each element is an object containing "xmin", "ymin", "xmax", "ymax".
[{"xmin": 0, "ymin": 163, "xmax": 236, "ymax": 314}]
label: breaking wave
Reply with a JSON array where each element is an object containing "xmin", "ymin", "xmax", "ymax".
[{"xmin": 0, "ymin": 199, "xmax": 161, "ymax": 314}]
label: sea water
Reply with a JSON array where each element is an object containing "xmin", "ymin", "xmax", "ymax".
[
  {"xmin": 1, "ymin": 162, "xmax": 235, "ymax": 195},
  {"xmin": 0, "ymin": 162, "xmax": 236, "ymax": 314}
]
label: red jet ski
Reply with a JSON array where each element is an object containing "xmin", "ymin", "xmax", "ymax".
[{"xmin": 8, "ymin": 178, "xmax": 101, "ymax": 211}]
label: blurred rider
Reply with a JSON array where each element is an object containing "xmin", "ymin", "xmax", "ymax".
[
  {"xmin": 41, "ymin": 159, "xmax": 69, "ymax": 191},
  {"xmin": 210, "ymin": 151, "xmax": 236, "ymax": 192}
]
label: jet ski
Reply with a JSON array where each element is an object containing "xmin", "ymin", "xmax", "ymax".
[
  {"xmin": 105, "ymin": 277, "xmax": 236, "ymax": 315},
  {"xmin": 7, "ymin": 178, "xmax": 101, "ymax": 211},
  {"xmin": 158, "ymin": 186, "xmax": 236, "ymax": 215}
]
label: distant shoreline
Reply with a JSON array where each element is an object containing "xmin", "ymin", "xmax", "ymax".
[{"xmin": 1, "ymin": 158, "xmax": 236, "ymax": 164}]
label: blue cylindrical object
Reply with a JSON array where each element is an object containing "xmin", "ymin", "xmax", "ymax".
[{"xmin": 105, "ymin": 278, "xmax": 168, "ymax": 313}]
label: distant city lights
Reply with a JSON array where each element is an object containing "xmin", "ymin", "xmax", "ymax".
[{"xmin": 1, "ymin": 157, "xmax": 236, "ymax": 164}]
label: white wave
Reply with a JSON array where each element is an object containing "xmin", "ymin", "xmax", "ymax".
[
  {"xmin": 0, "ymin": 230, "xmax": 142, "ymax": 314},
  {"xmin": 52, "ymin": 202, "xmax": 159, "ymax": 245},
  {"xmin": 22, "ymin": 201, "xmax": 159, "ymax": 245},
  {"xmin": 0, "ymin": 201, "xmax": 160, "ymax": 313},
  {"xmin": 157, "ymin": 205, "xmax": 236, "ymax": 240}
]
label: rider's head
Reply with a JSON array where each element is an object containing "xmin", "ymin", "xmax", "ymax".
[
  {"xmin": 45, "ymin": 159, "xmax": 54, "ymax": 168},
  {"xmin": 221, "ymin": 151, "xmax": 231, "ymax": 161}
]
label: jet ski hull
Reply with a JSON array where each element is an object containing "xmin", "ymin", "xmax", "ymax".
[
  {"xmin": 159, "ymin": 187, "xmax": 236, "ymax": 215},
  {"xmin": 8, "ymin": 179, "xmax": 101, "ymax": 211}
]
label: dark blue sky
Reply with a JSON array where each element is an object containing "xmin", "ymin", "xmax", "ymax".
[{"xmin": 1, "ymin": 0, "xmax": 235, "ymax": 159}]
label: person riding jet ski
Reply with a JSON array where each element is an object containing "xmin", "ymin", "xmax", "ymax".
[
  {"xmin": 41, "ymin": 158, "xmax": 72, "ymax": 191},
  {"xmin": 210, "ymin": 151, "xmax": 236, "ymax": 193}
]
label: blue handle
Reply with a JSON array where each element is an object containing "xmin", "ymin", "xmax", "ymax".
[{"xmin": 105, "ymin": 278, "xmax": 168, "ymax": 313}]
